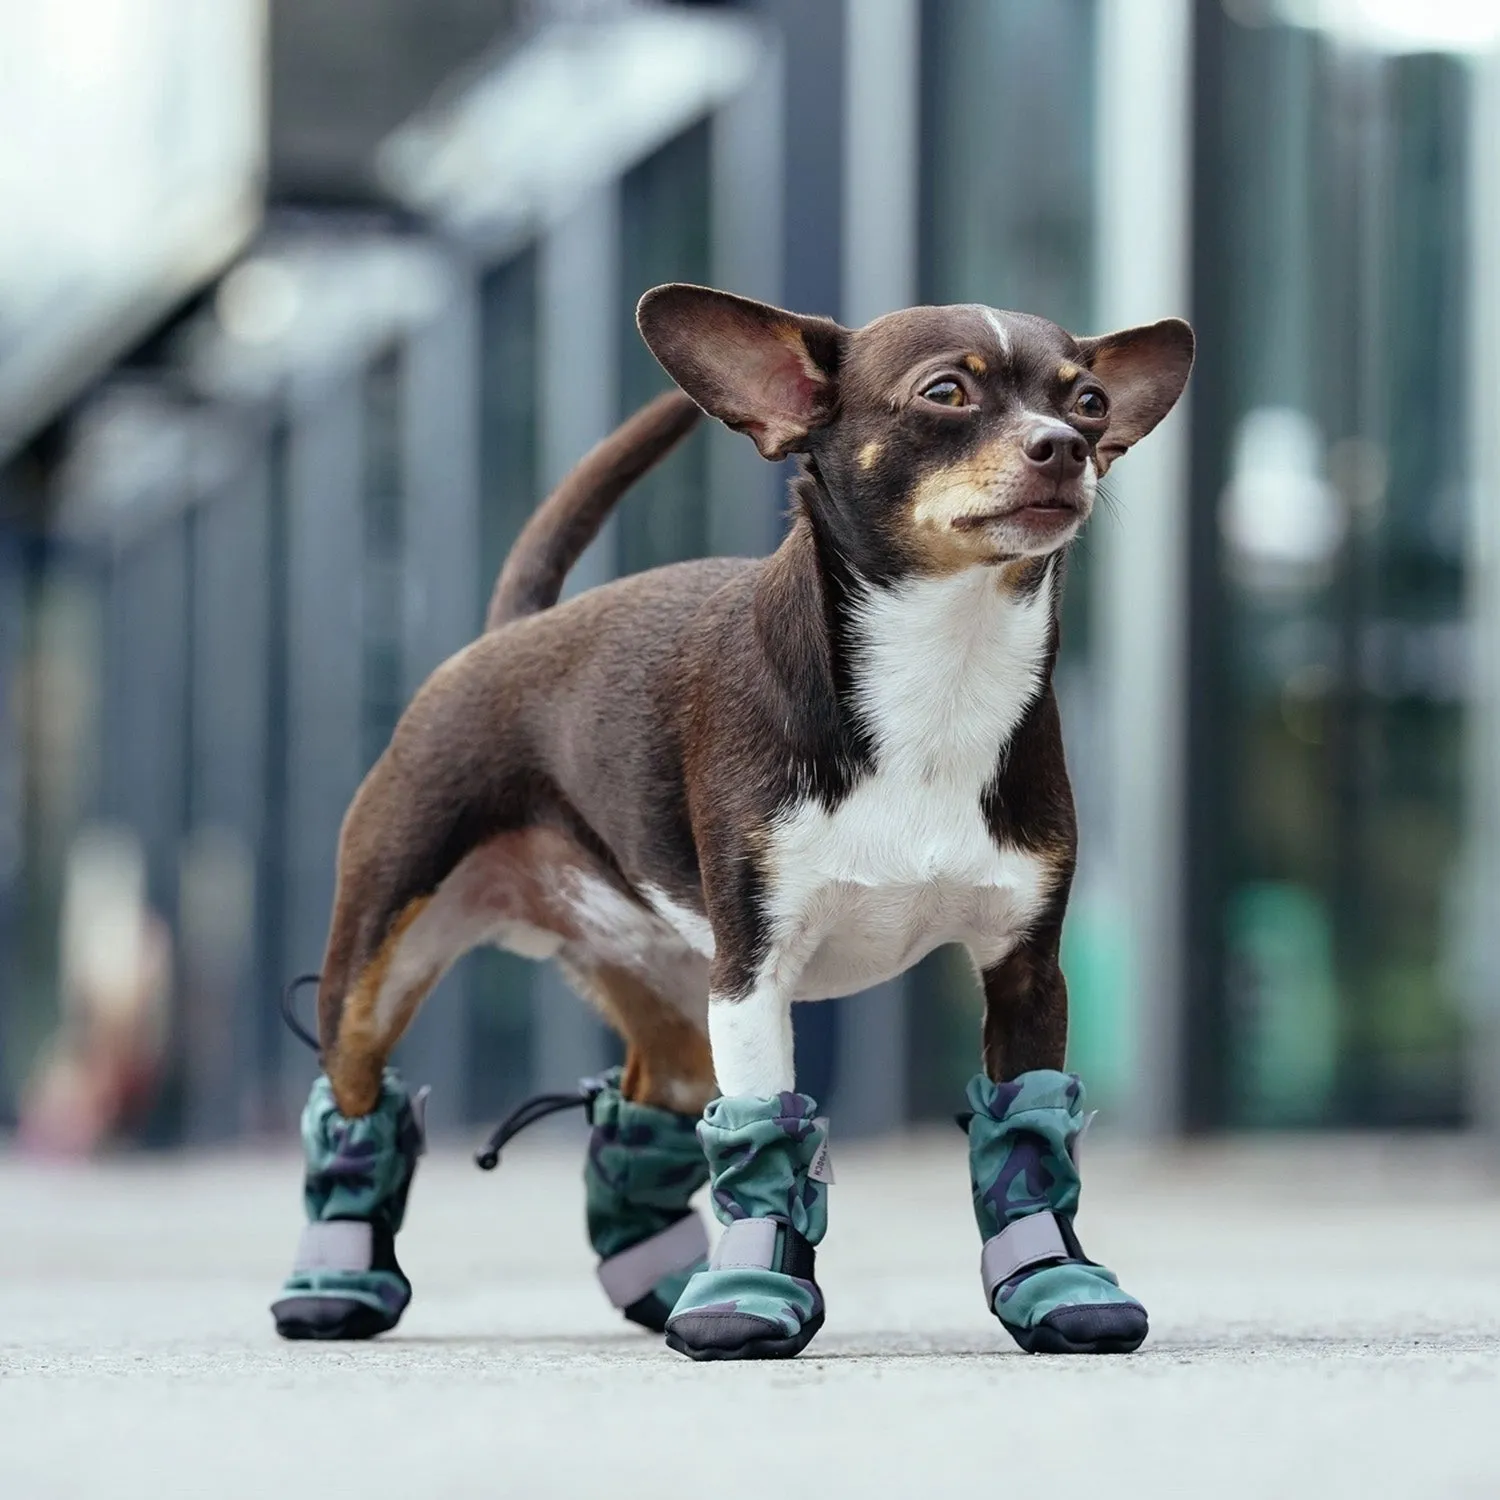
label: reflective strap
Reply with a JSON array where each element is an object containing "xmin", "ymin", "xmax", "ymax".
[
  {"xmin": 596, "ymin": 1213, "xmax": 709, "ymax": 1311},
  {"xmin": 293, "ymin": 1220, "xmax": 374, "ymax": 1274},
  {"xmin": 708, "ymin": 1217, "xmax": 779, "ymax": 1272},
  {"xmin": 980, "ymin": 1211, "xmax": 1069, "ymax": 1305}
]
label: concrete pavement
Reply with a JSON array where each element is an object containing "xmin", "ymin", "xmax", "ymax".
[{"xmin": 3, "ymin": 1129, "xmax": 1500, "ymax": 1499}]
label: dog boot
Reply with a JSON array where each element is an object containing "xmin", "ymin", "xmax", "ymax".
[
  {"xmin": 585, "ymin": 1067, "xmax": 712, "ymax": 1333},
  {"xmin": 963, "ymin": 1069, "xmax": 1147, "ymax": 1355},
  {"xmin": 664, "ymin": 1091, "xmax": 830, "ymax": 1362},
  {"xmin": 271, "ymin": 1068, "xmax": 426, "ymax": 1340}
]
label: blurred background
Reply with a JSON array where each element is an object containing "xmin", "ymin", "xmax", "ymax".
[{"xmin": 0, "ymin": 0, "xmax": 1497, "ymax": 1153}]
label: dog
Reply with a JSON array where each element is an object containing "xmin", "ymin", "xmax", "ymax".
[{"xmin": 270, "ymin": 284, "xmax": 1193, "ymax": 1360}]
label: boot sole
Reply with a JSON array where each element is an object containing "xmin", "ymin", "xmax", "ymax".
[
  {"xmin": 272, "ymin": 1295, "xmax": 403, "ymax": 1342},
  {"xmin": 665, "ymin": 1308, "xmax": 826, "ymax": 1362},
  {"xmin": 1006, "ymin": 1308, "xmax": 1148, "ymax": 1356}
]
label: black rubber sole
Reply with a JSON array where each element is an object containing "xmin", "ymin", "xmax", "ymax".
[
  {"xmin": 272, "ymin": 1295, "xmax": 404, "ymax": 1342},
  {"xmin": 664, "ymin": 1308, "xmax": 826, "ymax": 1363},
  {"xmin": 1005, "ymin": 1306, "xmax": 1149, "ymax": 1356}
]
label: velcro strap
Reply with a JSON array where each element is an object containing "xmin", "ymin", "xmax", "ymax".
[
  {"xmin": 980, "ymin": 1211, "xmax": 1070, "ymax": 1304},
  {"xmin": 596, "ymin": 1213, "xmax": 709, "ymax": 1310},
  {"xmin": 293, "ymin": 1220, "xmax": 374, "ymax": 1274},
  {"xmin": 708, "ymin": 1218, "xmax": 817, "ymax": 1281},
  {"xmin": 709, "ymin": 1217, "xmax": 778, "ymax": 1272}
]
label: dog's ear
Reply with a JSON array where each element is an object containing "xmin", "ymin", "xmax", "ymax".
[
  {"xmin": 1075, "ymin": 318, "xmax": 1195, "ymax": 474},
  {"xmin": 637, "ymin": 284, "xmax": 845, "ymax": 460}
]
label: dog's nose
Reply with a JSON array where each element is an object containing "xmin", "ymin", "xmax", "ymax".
[{"xmin": 1022, "ymin": 421, "xmax": 1089, "ymax": 480}]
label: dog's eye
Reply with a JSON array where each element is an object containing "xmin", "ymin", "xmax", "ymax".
[
  {"xmin": 920, "ymin": 379, "xmax": 967, "ymax": 407},
  {"xmin": 1074, "ymin": 390, "xmax": 1109, "ymax": 420}
]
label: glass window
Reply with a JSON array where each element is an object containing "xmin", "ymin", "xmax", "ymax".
[
  {"xmin": 1193, "ymin": 15, "xmax": 1472, "ymax": 1126},
  {"xmin": 478, "ymin": 248, "xmax": 541, "ymax": 622},
  {"xmin": 913, "ymin": 0, "xmax": 1105, "ymax": 1120},
  {"xmin": 0, "ymin": 524, "xmax": 22, "ymax": 1113},
  {"xmin": 256, "ymin": 418, "xmax": 291, "ymax": 1126},
  {"xmin": 360, "ymin": 347, "xmax": 406, "ymax": 775},
  {"xmin": 467, "ymin": 250, "xmax": 542, "ymax": 1119},
  {"xmin": 617, "ymin": 121, "xmax": 713, "ymax": 575},
  {"xmin": 921, "ymin": 0, "xmax": 1097, "ymax": 332}
]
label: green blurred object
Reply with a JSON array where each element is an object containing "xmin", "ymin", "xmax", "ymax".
[
  {"xmin": 1060, "ymin": 888, "xmax": 1133, "ymax": 1113},
  {"xmin": 1227, "ymin": 882, "xmax": 1339, "ymax": 1126}
]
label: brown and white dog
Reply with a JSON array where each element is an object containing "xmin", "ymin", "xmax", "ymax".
[
  {"xmin": 312, "ymin": 285, "xmax": 1192, "ymax": 1129},
  {"xmin": 290, "ymin": 284, "xmax": 1193, "ymax": 1355}
]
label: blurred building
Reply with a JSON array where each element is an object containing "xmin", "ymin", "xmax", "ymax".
[{"xmin": 1, "ymin": 0, "xmax": 1497, "ymax": 1146}]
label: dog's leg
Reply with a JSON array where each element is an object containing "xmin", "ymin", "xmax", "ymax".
[
  {"xmin": 566, "ymin": 961, "xmax": 716, "ymax": 1115},
  {"xmin": 706, "ymin": 972, "xmax": 794, "ymax": 1097},
  {"xmin": 963, "ymin": 926, "xmax": 1149, "ymax": 1355},
  {"xmin": 271, "ymin": 717, "xmax": 581, "ymax": 1340},
  {"xmin": 979, "ymin": 925, "xmax": 1069, "ymax": 1082},
  {"xmin": 559, "ymin": 963, "xmax": 719, "ymax": 1333},
  {"xmin": 662, "ymin": 948, "xmax": 829, "ymax": 1362},
  {"xmin": 268, "ymin": 870, "xmax": 440, "ymax": 1342}
]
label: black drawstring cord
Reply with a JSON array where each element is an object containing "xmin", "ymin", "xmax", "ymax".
[
  {"xmin": 281, "ymin": 973, "xmax": 322, "ymax": 1054},
  {"xmin": 277, "ymin": 970, "xmax": 602, "ymax": 1169},
  {"xmin": 474, "ymin": 1076, "xmax": 606, "ymax": 1171}
]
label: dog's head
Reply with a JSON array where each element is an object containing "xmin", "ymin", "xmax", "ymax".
[{"xmin": 638, "ymin": 284, "xmax": 1194, "ymax": 578}]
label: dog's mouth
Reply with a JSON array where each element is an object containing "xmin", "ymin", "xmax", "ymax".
[{"xmin": 950, "ymin": 496, "xmax": 1083, "ymax": 533}]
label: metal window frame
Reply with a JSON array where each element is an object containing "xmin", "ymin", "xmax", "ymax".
[
  {"xmin": 180, "ymin": 435, "xmax": 275, "ymax": 1142},
  {"xmin": 387, "ymin": 260, "xmax": 482, "ymax": 1129},
  {"xmin": 833, "ymin": 0, "xmax": 920, "ymax": 1135},
  {"xmin": 1465, "ymin": 44, "xmax": 1500, "ymax": 1140},
  {"xmin": 279, "ymin": 367, "xmax": 366, "ymax": 1119},
  {"xmin": 1092, "ymin": 0, "xmax": 1196, "ymax": 1138},
  {"xmin": 527, "ymin": 184, "xmax": 627, "ymax": 1089}
]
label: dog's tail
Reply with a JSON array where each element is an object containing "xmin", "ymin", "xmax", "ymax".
[{"xmin": 486, "ymin": 389, "xmax": 701, "ymax": 630}]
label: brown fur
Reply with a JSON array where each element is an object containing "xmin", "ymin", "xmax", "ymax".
[
  {"xmin": 567, "ymin": 964, "xmax": 716, "ymax": 1112},
  {"xmin": 328, "ymin": 896, "xmax": 434, "ymax": 1115}
]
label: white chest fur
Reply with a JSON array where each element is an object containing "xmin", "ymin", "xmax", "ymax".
[{"xmin": 763, "ymin": 567, "xmax": 1057, "ymax": 998}]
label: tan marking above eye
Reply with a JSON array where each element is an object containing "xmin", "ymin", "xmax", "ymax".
[
  {"xmin": 1057, "ymin": 362, "xmax": 1081, "ymax": 383},
  {"xmin": 963, "ymin": 354, "xmax": 987, "ymax": 376},
  {"xmin": 859, "ymin": 440, "xmax": 882, "ymax": 470}
]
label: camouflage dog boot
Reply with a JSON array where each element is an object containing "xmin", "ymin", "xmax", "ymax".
[
  {"xmin": 963, "ymin": 1069, "xmax": 1147, "ymax": 1355},
  {"xmin": 271, "ymin": 1068, "xmax": 426, "ymax": 1340},
  {"xmin": 585, "ymin": 1067, "xmax": 712, "ymax": 1333},
  {"xmin": 663, "ymin": 1092, "xmax": 830, "ymax": 1362}
]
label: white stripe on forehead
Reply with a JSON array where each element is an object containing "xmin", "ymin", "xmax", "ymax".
[{"xmin": 981, "ymin": 308, "xmax": 1012, "ymax": 357}]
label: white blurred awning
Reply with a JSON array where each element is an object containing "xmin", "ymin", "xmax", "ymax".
[
  {"xmin": 376, "ymin": 6, "xmax": 765, "ymax": 252},
  {"xmin": 1269, "ymin": 0, "xmax": 1500, "ymax": 53},
  {"xmin": 0, "ymin": 0, "xmax": 266, "ymax": 462}
]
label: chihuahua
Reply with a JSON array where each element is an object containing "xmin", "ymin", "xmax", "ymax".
[{"xmin": 271, "ymin": 285, "xmax": 1193, "ymax": 1360}]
